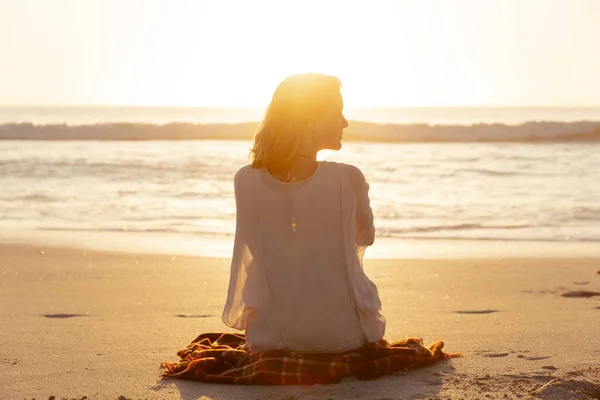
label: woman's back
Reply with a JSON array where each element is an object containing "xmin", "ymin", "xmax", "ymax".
[{"xmin": 223, "ymin": 161, "xmax": 386, "ymax": 352}]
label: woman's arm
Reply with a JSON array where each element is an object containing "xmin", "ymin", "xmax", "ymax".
[
  {"xmin": 222, "ymin": 166, "xmax": 252, "ymax": 330},
  {"xmin": 343, "ymin": 164, "xmax": 375, "ymax": 246}
]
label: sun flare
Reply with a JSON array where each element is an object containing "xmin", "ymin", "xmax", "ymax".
[{"xmin": 0, "ymin": 0, "xmax": 599, "ymax": 107}]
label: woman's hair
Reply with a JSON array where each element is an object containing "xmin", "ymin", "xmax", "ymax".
[{"xmin": 250, "ymin": 73, "xmax": 342, "ymax": 170}]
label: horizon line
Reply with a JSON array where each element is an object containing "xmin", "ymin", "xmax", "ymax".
[{"xmin": 2, "ymin": 104, "xmax": 600, "ymax": 109}]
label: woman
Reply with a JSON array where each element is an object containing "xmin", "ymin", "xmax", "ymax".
[{"xmin": 222, "ymin": 73, "xmax": 386, "ymax": 352}]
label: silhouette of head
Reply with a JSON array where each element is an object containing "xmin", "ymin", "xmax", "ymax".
[{"xmin": 251, "ymin": 73, "xmax": 348, "ymax": 170}]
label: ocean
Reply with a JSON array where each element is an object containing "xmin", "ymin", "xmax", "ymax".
[{"xmin": 1, "ymin": 106, "xmax": 600, "ymax": 258}]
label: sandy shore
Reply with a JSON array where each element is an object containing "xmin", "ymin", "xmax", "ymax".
[{"xmin": 1, "ymin": 243, "xmax": 599, "ymax": 399}]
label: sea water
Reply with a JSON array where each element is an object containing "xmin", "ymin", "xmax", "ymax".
[{"xmin": 1, "ymin": 107, "xmax": 599, "ymax": 258}]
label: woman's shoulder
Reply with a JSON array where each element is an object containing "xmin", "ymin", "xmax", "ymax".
[
  {"xmin": 234, "ymin": 164, "xmax": 259, "ymax": 179},
  {"xmin": 234, "ymin": 162, "xmax": 367, "ymax": 184},
  {"xmin": 233, "ymin": 165, "xmax": 262, "ymax": 190},
  {"xmin": 322, "ymin": 161, "xmax": 367, "ymax": 181}
]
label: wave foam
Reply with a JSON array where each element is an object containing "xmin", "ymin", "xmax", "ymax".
[{"xmin": 1, "ymin": 120, "xmax": 600, "ymax": 142}]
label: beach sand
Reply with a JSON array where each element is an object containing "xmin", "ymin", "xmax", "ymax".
[{"xmin": 1, "ymin": 243, "xmax": 599, "ymax": 399}]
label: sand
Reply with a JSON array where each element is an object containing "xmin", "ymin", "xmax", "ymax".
[{"xmin": 1, "ymin": 243, "xmax": 599, "ymax": 400}]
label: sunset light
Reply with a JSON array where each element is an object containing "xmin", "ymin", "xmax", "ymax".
[
  {"xmin": 1, "ymin": 0, "xmax": 599, "ymax": 107},
  {"xmin": 2, "ymin": 1, "xmax": 600, "ymax": 398}
]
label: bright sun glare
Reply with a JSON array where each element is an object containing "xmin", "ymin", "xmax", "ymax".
[
  {"xmin": 117, "ymin": 0, "xmax": 477, "ymax": 107},
  {"xmin": 0, "ymin": 0, "xmax": 599, "ymax": 107}
]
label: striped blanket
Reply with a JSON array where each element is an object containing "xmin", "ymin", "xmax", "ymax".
[{"xmin": 161, "ymin": 333, "xmax": 459, "ymax": 385}]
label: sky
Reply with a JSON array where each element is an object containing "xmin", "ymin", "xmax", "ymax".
[{"xmin": 0, "ymin": 0, "xmax": 599, "ymax": 107}]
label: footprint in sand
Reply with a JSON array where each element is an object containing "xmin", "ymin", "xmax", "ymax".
[
  {"xmin": 43, "ymin": 313, "xmax": 88, "ymax": 318},
  {"xmin": 573, "ymin": 281, "xmax": 590, "ymax": 285},
  {"xmin": 534, "ymin": 288, "xmax": 561, "ymax": 295},
  {"xmin": 561, "ymin": 290, "xmax": 600, "ymax": 298},
  {"xmin": 517, "ymin": 355, "xmax": 554, "ymax": 361},
  {"xmin": 531, "ymin": 377, "xmax": 600, "ymax": 398},
  {"xmin": 483, "ymin": 353, "xmax": 510, "ymax": 358},
  {"xmin": 174, "ymin": 314, "xmax": 215, "ymax": 318},
  {"xmin": 453, "ymin": 310, "xmax": 499, "ymax": 315}
]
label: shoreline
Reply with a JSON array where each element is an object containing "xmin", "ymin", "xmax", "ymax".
[
  {"xmin": 2, "ymin": 227, "xmax": 600, "ymax": 260},
  {"xmin": 1, "ymin": 242, "xmax": 600, "ymax": 399}
]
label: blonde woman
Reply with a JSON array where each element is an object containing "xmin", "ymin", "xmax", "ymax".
[{"xmin": 222, "ymin": 73, "xmax": 386, "ymax": 352}]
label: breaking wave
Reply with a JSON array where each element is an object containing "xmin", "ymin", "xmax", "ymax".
[{"xmin": 1, "ymin": 120, "xmax": 600, "ymax": 142}]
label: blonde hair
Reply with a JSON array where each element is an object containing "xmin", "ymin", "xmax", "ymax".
[{"xmin": 250, "ymin": 73, "xmax": 342, "ymax": 170}]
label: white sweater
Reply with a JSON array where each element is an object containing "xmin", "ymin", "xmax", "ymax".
[{"xmin": 222, "ymin": 161, "xmax": 386, "ymax": 352}]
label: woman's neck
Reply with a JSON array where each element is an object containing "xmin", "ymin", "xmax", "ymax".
[{"xmin": 269, "ymin": 155, "xmax": 318, "ymax": 182}]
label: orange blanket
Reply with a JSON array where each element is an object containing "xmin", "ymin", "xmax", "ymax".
[{"xmin": 161, "ymin": 333, "xmax": 460, "ymax": 385}]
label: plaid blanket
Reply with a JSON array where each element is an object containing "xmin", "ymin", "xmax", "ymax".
[{"xmin": 161, "ymin": 333, "xmax": 460, "ymax": 385}]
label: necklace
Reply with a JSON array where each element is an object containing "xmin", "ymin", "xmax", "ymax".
[
  {"xmin": 271, "ymin": 160, "xmax": 317, "ymax": 233},
  {"xmin": 287, "ymin": 171, "xmax": 297, "ymax": 233}
]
